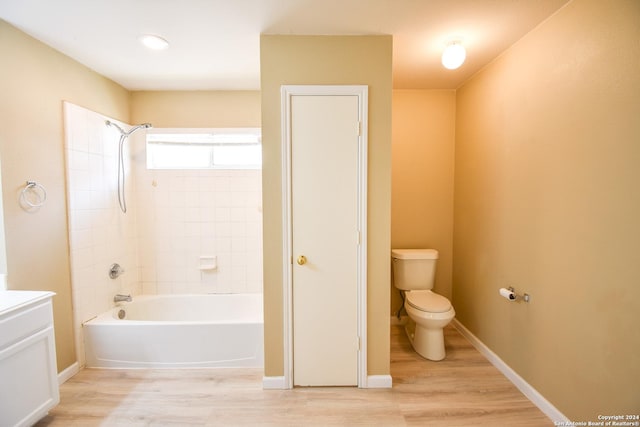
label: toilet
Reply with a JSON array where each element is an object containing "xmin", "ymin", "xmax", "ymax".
[{"xmin": 391, "ymin": 249, "xmax": 455, "ymax": 361}]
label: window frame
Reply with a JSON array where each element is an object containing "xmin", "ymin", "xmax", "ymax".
[{"xmin": 146, "ymin": 127, "xmax": 262, "ymax": 170}]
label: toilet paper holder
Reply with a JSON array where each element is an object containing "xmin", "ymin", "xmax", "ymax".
[{"xmin": 500, "ymin": 286, "xmax": 530, "ymax": 303}]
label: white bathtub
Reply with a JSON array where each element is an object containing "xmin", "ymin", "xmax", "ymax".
[{"xmin": 83, "ymin": 294, "xmax": 263, "ymax": 368}]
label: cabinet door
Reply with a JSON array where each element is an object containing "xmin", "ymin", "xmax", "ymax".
[{"xmin": 0, "ymin": 327, "xmax": 59, "ymax": 427}]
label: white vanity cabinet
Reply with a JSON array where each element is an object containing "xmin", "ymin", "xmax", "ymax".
[{"xmin": 0, "ymin": 291, "xmax": 59, "ymax": 427}]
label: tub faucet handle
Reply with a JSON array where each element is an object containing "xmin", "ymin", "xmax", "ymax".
[{"xmin": 109, "ymin": 263, "xmax": 125, "ymax": 279}]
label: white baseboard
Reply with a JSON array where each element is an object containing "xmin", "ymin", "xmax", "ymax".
[
  {"xmin": 58, "ymin": 361, "xmax": 80, "ymax": 385},
  {"xmin": 451, "ymin": 319, "xmax": 568, "ymax": 423},
  {"xmin": 366, "ymin": 375, "xmax": 392, "ymax": 389},
  {"xmin": 262, "ymin": 376, "xmax": 287, "ymax": 390}
]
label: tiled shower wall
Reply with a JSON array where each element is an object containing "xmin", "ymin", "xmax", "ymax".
[
  {"xmin": 129, "ymin": 121, "xmax": 263, "ymax": 295},
  {"xmin": 132, "ymin": 165, "xmax": 263, "ymax": 295},
  {"xmin": 64, "ymin": 102, "xmax": 142, "ymax": 363},
  {"xmin": 64, "ymin": 103, "xmax": 263, "ymax": 325},
  {"xmin": 64, "ymin": 103, "xmax": 141, "ymax": 322}
]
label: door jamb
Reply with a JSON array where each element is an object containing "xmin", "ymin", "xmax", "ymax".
[{"xmin": 280, "ymin": 85, "xmax": 368, "ymax": 388}]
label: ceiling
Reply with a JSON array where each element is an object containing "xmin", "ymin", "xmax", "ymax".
[{"xmin": 0, "ymin": 0, "xmax": 570, "ymax": 91}]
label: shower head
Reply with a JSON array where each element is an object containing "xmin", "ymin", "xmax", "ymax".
[
  {"xmin": 105, "ymin": 120, "xmax": 152, "ymax": 137},
  {"xmin": 127, "ymin": 123, "xmax": 153, "ymax": 136}
]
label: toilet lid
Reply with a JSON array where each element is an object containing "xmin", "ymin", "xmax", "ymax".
[{"xmin": 406, "ymin": 291, "xmax": 451, "ymax": 313}]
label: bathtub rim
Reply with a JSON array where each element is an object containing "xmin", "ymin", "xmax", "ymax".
[{"xmin": 83, "ymin": 292, "xmax": 264, "ymax": 326}]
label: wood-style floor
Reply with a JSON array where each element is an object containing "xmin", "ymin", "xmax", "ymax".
[{"xmin": 36, "ymin": 324, "xmax": 554, "ymax": 426}]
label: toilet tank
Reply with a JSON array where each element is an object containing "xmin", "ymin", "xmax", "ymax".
[{"xmin": 391, "ymin": 249, "xmax": 438, "ymax": 291}]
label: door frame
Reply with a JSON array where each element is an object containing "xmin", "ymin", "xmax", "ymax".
[{"xmin": 280, "ymin": 85, "xmax": 368, "ymax": 389}]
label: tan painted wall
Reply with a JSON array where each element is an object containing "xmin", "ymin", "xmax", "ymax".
[
  {"xmin": 260, "ymin": 35, "xmax": 392, "ymax": 377},
  {"xmin": 0, "ymin": 20, "xmax": 130, "ymax": 372},
  {"xmin": 391, "ymin": 90, "xmax": 456, "ymax": 314},
  {"xmin": 130, "ymin": 91, "xmax": 261, "ymax": 127},
  {"xmin": 453, "ymin": 0, "xmax": 640, "ymax": 419}
]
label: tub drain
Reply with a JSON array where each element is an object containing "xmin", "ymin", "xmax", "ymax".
[{"xmin": 117, "ymin": 309, "xmax": 126, "ymax": 319}]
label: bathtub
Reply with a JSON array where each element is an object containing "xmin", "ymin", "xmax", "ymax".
[{"xmin": 83, "ymin": 294, "xmax": 263, "ymax": 368}]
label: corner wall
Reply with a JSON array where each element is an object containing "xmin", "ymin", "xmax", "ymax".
[
  {"xmin": 0, "ymin": 20, "xmax": 130, "ymax": 371},
  {"xmin": 453, "ymin": 0, "xmax": 640, "ymax": 419},
  {"xmin": 260, "ymin": 35, "xmax": 393, "ymax": 377},
  {"xmin": 391, "ymin": 90, "xmax": 456, "ymax": 314}
]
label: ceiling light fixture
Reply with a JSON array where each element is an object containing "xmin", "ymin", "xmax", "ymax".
[
  {"xmin": 441, "ymin": 41, "xmax": 466, "ymax": 70},
  {"xmin": 139, "ymin": 34, "xmax": 170, "ymax": 51}
]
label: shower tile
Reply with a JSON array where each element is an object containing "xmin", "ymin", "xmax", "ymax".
[
  {"xmin": 69, "ymin": 149, "xmax": 89, "ymax": 171},
  {"xmin": 186, "ymin": 267, "xmax": 201, "ymax": 284},
  {"xmin": 169, "ymin": 190, "xmax": 187, "ymax": 208},
  {"xmin": 200, "ymin": 221, "xmax": 215, "ymax": 236},
  {"xmin": 71, "ymin": 190, "xmax": 92, "ymax": 211},
  {"xmin": 185, "ymin": 191, "xmax": 200, "ymax": 208},
  {"xmin": 200, "ymin": 237, "xmax": 216, "ymax": 253},
  {"xmin": 140, "ymin": 267, "xmax": 157, "ymax": 283},
  {"xmin": 216, "ymin": 237, "xmax": 232, "ymax": 253},
  {"xmin": 200, "ymin": 271, "xmax": 218, "ymax": 288},
  {"xmin": 156, "ymin": 282, "xmax": 173, "ymax": 295},
  {"xmin": 185, "ymin": 207, "xmax": 200, "ymax": 223},
  {"xmin": 216, "ymin": 177, "xmax": 231, "ymax": 192},
  {"xmin": 214, "ymin": 191, "xmax": 231, "ymax": 207},
  {"xmin": 168, "ymin": 176, "xmax": 186, "ymax": 192},
  {"xmin": 215, "ymin": 207, "xmax": 231, "ymax": 222},
  {"xmin": 231, "ymin": 237, "xmax": 247, "ymax": 256},
  {"xmin": 199, "ymin": 206, "xmax": 216, "ymax": 224},
  {"xmin": 70, "ymin": 228, "xmax": 92, "ymax": 250},
  {"xmin": 198, "ymin": 192, "xmax": 217, "ymax": 208},
  {"xmin": 230, "ymin": 192, "xmax": 247, "ymax": 207},
  {"xmin": 185, "ymin": 222, "xmax": 201, "ymax": 237},
  {"xmin": 231, "ymin": 222, "xmax": 247, "ymax": 237},
  {"xmin": 154, "ymin": 190, "xmax": 170, "ymax": 208},
  {"xmin": 229, "ymin": 208, "xmax": 247, "ymax": 222},
  {"xmin": 246, "ymin": 222, "xmax": 262, "ymax": 238},
  {"xmin": 216, "ymin": 222, "xmax": 232, "ymax": 237},
  {"xmin": 141, "ymin": 282, "xmax": 157, "ymax": 295},
  {"xmin": 72, "ymin": 247, "xmax": 94, "ymax": 270},
  {"xmin": 69, "ymin": 169, "xmax": 91, "ymax": 191},
  {"xmin": 184, "ymin": 176, "xmax": 199, "ymax": 189}
]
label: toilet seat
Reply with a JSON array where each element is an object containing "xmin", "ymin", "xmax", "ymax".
[{"xmin": 406, "ymin": 291, "xmax": 451, "ymax": 313}]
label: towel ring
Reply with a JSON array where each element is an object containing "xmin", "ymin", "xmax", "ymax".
[{"xmin": 21, "ymin": 181, "xmax": 47, "ymax": 208}]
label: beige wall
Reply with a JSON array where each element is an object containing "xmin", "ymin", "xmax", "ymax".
[
  {"xmin": 391, "ymin": 90, "xmax": 456, "ymax": 314},
  {"xmin": 130, "ymin": 91, "xmax": 261, "ymax": 127},
  {"xmin": 0, "ymin": 20, "xmax": 130, "ymax": 371},
  {"xmin": 453, "ymin": 0, "xmax": 640, "ymax": 419},
  {"xmin": 260, "ymin": 35, "xmax": 392, "ymax": 377}
]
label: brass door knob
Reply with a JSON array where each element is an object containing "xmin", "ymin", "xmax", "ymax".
[{"xmin": 296, "ymin": 255, "xmax": 307, "ymax": 265}]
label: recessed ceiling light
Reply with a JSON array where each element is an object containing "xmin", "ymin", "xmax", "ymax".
[{"xmin": 139, "ymin": 34, "xmax": 169, "ymax": 51}]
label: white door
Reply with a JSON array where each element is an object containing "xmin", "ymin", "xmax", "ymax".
[{"xmin": 290, "ymin": 94, "xmax": 361, "ymax": 386}]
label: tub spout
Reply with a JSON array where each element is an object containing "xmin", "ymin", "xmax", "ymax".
[{"xmin": 114, "ymin": 294, "xmax": 132, "ymax": 303}]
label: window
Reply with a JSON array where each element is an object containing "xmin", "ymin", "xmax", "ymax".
[{"xmin": 146, "ymin": 128, "xmax": 261, "ymax": 170}]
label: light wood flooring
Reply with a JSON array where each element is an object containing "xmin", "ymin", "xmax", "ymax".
[{"xmin": 36, "ymin": 324, "xmax": 554, "ymax": 426}]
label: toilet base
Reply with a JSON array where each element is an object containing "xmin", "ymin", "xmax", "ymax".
[{"xmin": 405, "ymin": 322, "xmax": 445, "ymax": 361}]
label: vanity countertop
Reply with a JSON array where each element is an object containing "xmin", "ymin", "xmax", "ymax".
[{"xmin": 0, "ymin": 290, "xmax": 55, "ymax": 316}]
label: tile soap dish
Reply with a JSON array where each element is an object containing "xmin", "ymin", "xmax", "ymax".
[{"xmin": 199, "ymin": 255, "xmax": 217, "ymax": 271}]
